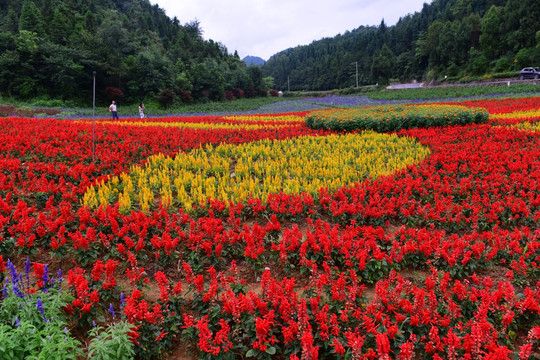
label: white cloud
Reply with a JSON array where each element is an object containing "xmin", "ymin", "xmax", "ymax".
[{"xmin": 152, "ymin": 0, "xmax": 429, "ymax": 60}]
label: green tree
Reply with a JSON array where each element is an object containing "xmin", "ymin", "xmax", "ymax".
[
  {"xmin": 96, "ymin": 11, "xmax": 134, "ymax": 86},
  {"xmin": 2, "ymin": 9, "xmax": 19, "ymax": 33},
  {"xmin": 41, "ymin": 0, "xmax": 55, "ymax": 26},
  {"xmin": 262, "ymin": 76, "xmax": 274, "ymax": 91},
  {"xmin": 423, "ymin": 21, "xmax": 444, "ymax": 67},
  {"xmin": 4, "ymin": 30, "xmax": 41, "ymax": 98},
  {"xmin": 0, "ymin": 49, "xmax": 20, "ymax": 96},
  {"xmin": 125, "ymin": 49, "xmax": 174, "ymax": 99},
  {"xmin": 247, "ymin": 65, "xmax": 263, "ymax": 94},
  {"xmin": 190, "ymin": 60, "xmax": 225, "ymax": 101},
  {"xmin": 502, "ymin": 0, "xmax": 540, "ymax": 52},
  {"xmin": 467, "ymin": 47, "xmax": 489, "ymax": 75},
  {"xmin": 467, "ymin": 13, "xmax": 482, "ymax": 49},
  {"xmin": 48, "ymin": 4, "xmax": 75, "ymax": 45},
  {"xmin": 371, "ymin": 44, "xmax": 396, "ymax": 83},
  {"xmin": 19, "ymin": 1, "xmax": 44, "ymax": 34},
  {"xmin": 40, "ymin": 42, "xmax": 92, "ymax": 99},
  {"xmin": 479, "ymin": 6, "xmax": 504, "ymax": 59}
]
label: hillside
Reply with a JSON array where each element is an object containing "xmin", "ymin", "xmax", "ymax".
[
  {"xmin": 0, "ymin": 0, "xmax": 269, "ymax": 104},
  {"xmin": 243, "ymin": 55, "xmax": 265, "ymax": 66},
  {"xmin": 262, "ymin": 0, "xmax": 540, "ymax": 91}
]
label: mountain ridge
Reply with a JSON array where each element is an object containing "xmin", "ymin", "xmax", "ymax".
[
  {"xmin": 0, "ymin": 0, "xmax": 269, "ymax": 103},
  {"xmin": 262, "ymin": 0, "xmax": 539, "ymax": 91},
  {"xmin": 243, "ymin": 56, "xmax": 266, "ymax": 66}
]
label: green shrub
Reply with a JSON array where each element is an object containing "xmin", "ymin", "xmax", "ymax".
[
  {"xmin": 369, "ymin": 84, "xmax": 540, "ymax": 100},
  {"xmin": 0, "ymin": 260, "xmax": 83, "ymax": 359},
  {"xmin": 158, "ymin": 88, "xmax": 176, "ymax": 109},
  {"xmin": 0, "ymin": 321, "xmax": 83, "ymax": 360},
  {"xmin": 491, "ymin": 71, "xmax": 520, "ymax": 79},
  {"xmin": 29, "ymin": 98, "xmax": 65, "ymax": 108},
  {"xmin": 305, "ymin": 104, "xmax": 489, "ymax": 132},
  {"xmin": 87, "ymin": 321, "xmax": 137, "ymax": 360}
]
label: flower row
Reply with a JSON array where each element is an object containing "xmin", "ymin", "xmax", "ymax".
[
  {"xmin": 77, "ymin": 113, "xmax": 307, "ymax": 131},
  {"xmin": 305, "ymin": 104, "xmax": 489, "ymax": 132}
]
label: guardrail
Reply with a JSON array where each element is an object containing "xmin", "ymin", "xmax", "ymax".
[
  {"xmin": 431, "ymin": 79, "xmax": 540, "ymax": 88},
  {"xmin": 387, "ymin": 78, "xmax": 540, "ymax": 90}
]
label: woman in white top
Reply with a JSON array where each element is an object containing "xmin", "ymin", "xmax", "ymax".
[{"xmin": 138, "ymin": 103, "xmax": 145, "ymax": 119}]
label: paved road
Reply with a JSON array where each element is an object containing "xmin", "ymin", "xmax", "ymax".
[
  {"xmin": 387, "ymin": 78, "xmax": 540, "ymax": 90},
  {"xmin": 386, "ymin": 83, "xmax": 425, "ymax": 90}
]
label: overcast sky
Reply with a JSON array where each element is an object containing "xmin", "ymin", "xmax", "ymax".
[{"xmin": 151, "ymin": 0, "xmax": 429, "ymax": 60}]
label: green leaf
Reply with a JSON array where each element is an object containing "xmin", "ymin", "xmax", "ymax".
[
  {"xmin": 245, "ymin": 349, "xmax": 256, "ymax": 358},
  {"xmin": 265, "ymin": 346, "xmax": 276, "ymax": 355}
]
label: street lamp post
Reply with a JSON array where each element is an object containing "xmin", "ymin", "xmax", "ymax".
[{"xmin": 92, "ymin": 71, "xmax": 96, "ymax": 162}]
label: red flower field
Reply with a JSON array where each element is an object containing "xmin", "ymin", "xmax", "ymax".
[{"xmin": 1, "ymin": 97, "xmax": 540, "ymax": 359}]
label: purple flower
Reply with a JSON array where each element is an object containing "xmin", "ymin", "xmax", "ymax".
[
  {"xmin": 120, "ymin": 292, "xmax": 125, "ymax": 308},
  {"xmin": 7, "ymin": 259, "xmax": 18, "ymax": 285},
  {"xmin": 24, "ymin": 258, "xmax": 31, "ymax": 275},
  {"xmin": 36, "ymin": 298, "xmax": 45, "ymax": 316},
  {"xmin": 108, "ymin": 303, "xmax": 115, "ymax": 319},
  {"xmin": 36, "ymin": 298, "xmax": 49, "ymax": 322},
  {"xmin": 15, "ymin": 317, "xmax": 20, "ymax": 328},
  {"xmin": 41, "ymin": 265, "xmax": 49, "ymax": 293},
  {"xmin": 6, "ymin": 261, "xmax": 24, "ymax": 298},
  {"xmin": 36, "ymin": 298, "xmax": 49, "ymax": 323},
  {"xmin": 11, "ymin": 283, "xmax": 24, "ymax": 298},
  {"xmin": 43, "ymin": 265, "xmax": 49, "ymax": 283},
  {"xmin": 57, "ymin": 269, "xmax": 63, "ymax": 289},
  {"xmin": 24, "ymin": 258, "xmax": 31, "ymax": 290}
]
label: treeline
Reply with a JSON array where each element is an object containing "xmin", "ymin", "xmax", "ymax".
[
  {"xmin": 263, "ymin": 0, "xmax": 540, "ymax": 90},
  {"xmin": 0, "ymin": 0, "xmax": 271, "ymax": 104}
]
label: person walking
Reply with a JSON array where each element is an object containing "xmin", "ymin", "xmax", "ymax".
[
  {"xmin": 138, "ymin": 103, "xmax": 145, "ymax": 119},
  {"xmin": 109, "ymin": 100, "xmax": 119, "ymax": 120}
]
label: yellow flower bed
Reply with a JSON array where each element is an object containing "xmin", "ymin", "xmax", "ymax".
[
  {"xmin": 509, "ymin": 122, "xmax": 540, "ymax": 132},
  {"xmin": 222, "ymin": 114, "xmax": 305, "ymax": 123},
  {"xmin": 490, "ymin": 109, "xmax": 540, "ymax": 120},
  {"xmin": 82, "ymin": 131, "xmax": 430, "ymax": 213},
  {"xmin": 77, "ymin": 120, "xmax": 290, "ymax": 130},
  {"xmin": 76, "ymin": 115, "xmax": 305, "ymax": 130},
  {"xmin": 491, "ymin": 109, "xmax": 540, "ymax": 132}
]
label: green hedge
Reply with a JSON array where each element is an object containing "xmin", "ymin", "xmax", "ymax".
[
  {"xmin": 305, "ymin": 104, "xmax": 489, "ymax": 132},
  {"xmin": 369, "ymin": 84, "xmax": 540, "ymax": 100}
]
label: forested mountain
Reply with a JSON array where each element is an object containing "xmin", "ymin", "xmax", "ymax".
[
  {"xmin": 243, "ymin": 56, "xmax": 265, "ymax": 66},
  {"xmin": 263, "ymin": 0, "xmax": 540, "ymax": 91},
  {"xmin": 0, "ymin": 0, "xmax": 268, "ymax": 104}
]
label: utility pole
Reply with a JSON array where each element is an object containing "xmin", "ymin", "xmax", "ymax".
[
  {"xmin": 92, "ymin": 71, "xmax": 96, "ymax": 162},
  {"xmin": 287, "ymin": 75, "xmax": 290, "ymax": 92},
  {"xmin": 356, "ymin": 61, "xmax": 359, "ymax": 88}
]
